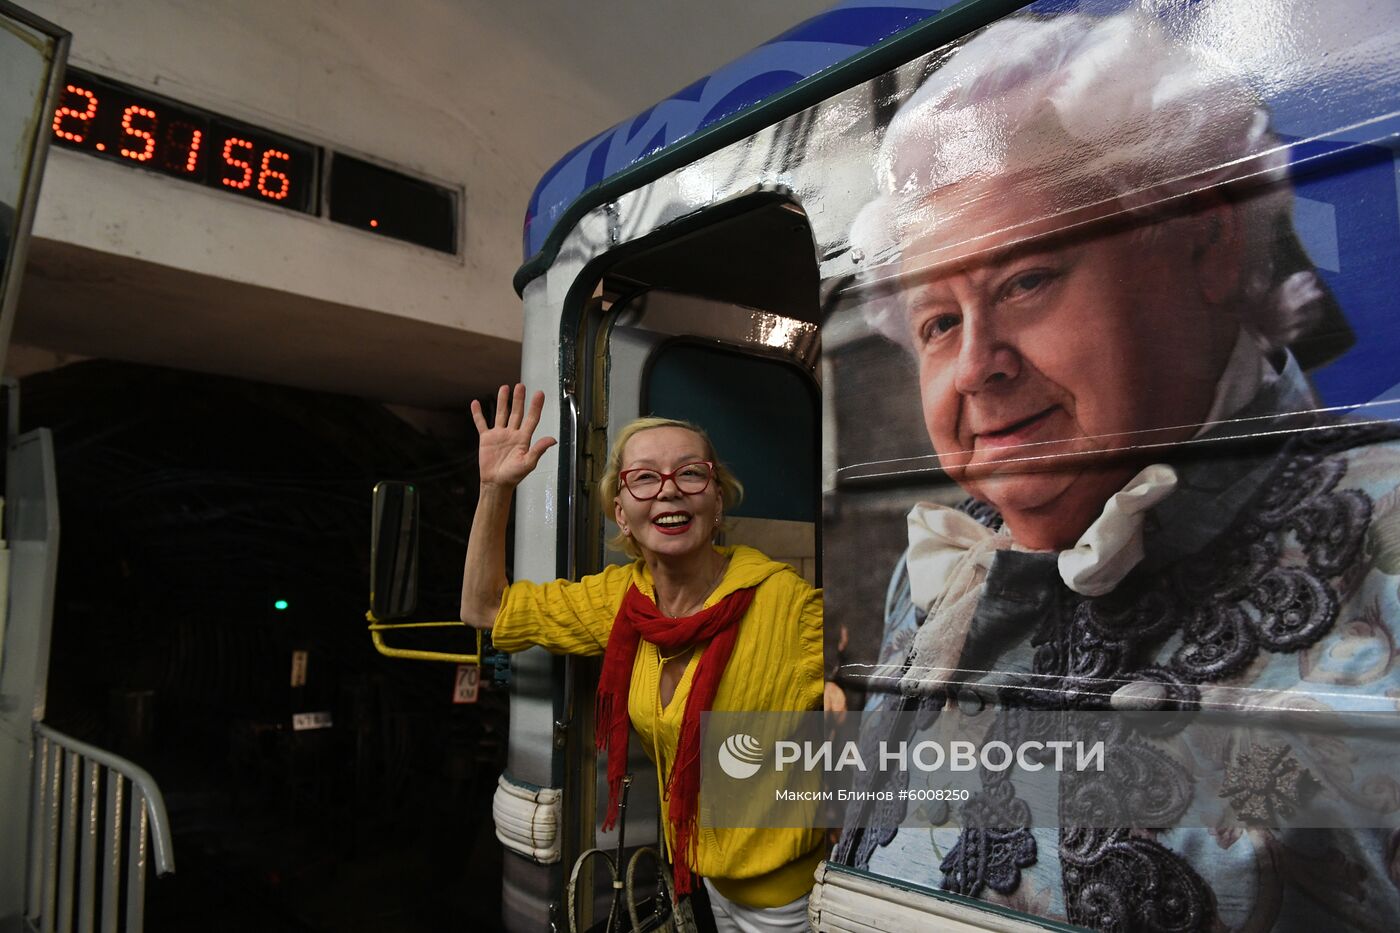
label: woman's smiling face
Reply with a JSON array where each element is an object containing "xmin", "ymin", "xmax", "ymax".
[
  {"xmin": 613, "ymin": 426, "xmax": 722, "ymax": 560},
  {"xmin": 905, "ymin": 185, "xmax": 1240, "ymax": 549}
]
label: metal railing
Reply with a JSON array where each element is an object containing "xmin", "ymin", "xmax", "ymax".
[{"xmin": 25, "ymin": 723, "xmax": 175, "ymax": 933}]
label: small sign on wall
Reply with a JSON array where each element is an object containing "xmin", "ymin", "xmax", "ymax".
[
  {"xmin": 290, "ymin": 650, "xmax": 308, "ymax": 687},
  {"xmin": 453, "ymin": 664, "xmax": 480, "ymax": 704},
  {"xmin": 292, "ymin": 711, "xmax": 332, "ymax": 731}
]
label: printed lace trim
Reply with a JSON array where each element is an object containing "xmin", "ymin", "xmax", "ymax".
[{"xmin": 840, "ymin": 427, "xmax": 1382, "ymax": 932}]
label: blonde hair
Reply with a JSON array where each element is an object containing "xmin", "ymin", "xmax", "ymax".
[
  {"xmin": 598, "ymin": 417, "xmax": 744, "ymax": 559},
  {"xmin": 852, "ymin": 10, "xmax": 1322, "ymax": 354}
]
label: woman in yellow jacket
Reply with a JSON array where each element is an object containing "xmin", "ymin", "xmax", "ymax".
[{"xmin": 460, "ymin": 384, "xmax": 824, "ymax": 932}]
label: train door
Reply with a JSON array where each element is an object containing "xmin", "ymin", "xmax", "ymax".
[{"xmin": 558, "ymin": 194, "xmax": 823, "ymax": 930}]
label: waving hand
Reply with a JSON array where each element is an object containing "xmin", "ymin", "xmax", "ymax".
[{"xmin": 472, "ymin": 384, "xmax": 557, "ymax": 490}]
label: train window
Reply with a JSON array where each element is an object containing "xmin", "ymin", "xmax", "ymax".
[{"xmin": 644, "ymin": 341, "xmax": 817, "ymax": 523}]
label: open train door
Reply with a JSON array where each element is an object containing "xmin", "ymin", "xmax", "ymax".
[
  {"xmin": 497, "ymin": 192, "xmax": 823, "ymax": 931},
  {"xmin": 574, "ymin": 194, "xmax": 823, "ymax": 931}
]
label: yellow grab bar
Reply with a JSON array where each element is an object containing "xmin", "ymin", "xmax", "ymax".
[{"xmin": 365, "ymin": 610, "xmax": 485, "ymax": 664}]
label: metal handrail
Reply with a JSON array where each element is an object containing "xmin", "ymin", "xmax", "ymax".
[
  {"xmin": 365, "ymin": 610, "xmax": 485, "ymax": 664},
  {"xmin": 27, "ymin": 722, "xmax": 175, "ymax": 933}
]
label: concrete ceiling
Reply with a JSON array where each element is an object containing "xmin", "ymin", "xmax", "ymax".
[
  {"xmin": 8, "ymin": 0, "xmax": 836, "ymax": 409},
  {"xmin": 15, "ymin": 238, "xmax": 521, "ymax": 410}
]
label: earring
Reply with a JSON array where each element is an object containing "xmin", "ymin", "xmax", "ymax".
[{"xmin": 714, "ymin": 514, "xmax": 721, "ymax": 527}]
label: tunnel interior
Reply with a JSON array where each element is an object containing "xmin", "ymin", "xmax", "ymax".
[{"xmin": 20, "ymin": 359, "xmax": 506, "ymax": 933}]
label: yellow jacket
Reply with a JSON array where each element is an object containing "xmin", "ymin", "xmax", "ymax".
[{"xmin": 491, "ymin": 545, "xmax": 825, "ymax": 907}]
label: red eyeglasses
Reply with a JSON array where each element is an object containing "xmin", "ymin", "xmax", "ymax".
[{"xmin": 619, "ymin": 461, "xmax": 715, "ymax": 500}]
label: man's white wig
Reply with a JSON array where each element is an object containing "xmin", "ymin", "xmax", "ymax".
[{"xmin": 852, "ymin": 9, "xmax": 1326, "ymax": 354}]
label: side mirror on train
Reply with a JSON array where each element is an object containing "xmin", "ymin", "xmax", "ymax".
[
  {"xmin": 371, "ymin": 480, "xmax": 419, "ymax": 622},
  {"xmin": 366, "ymin": 480, "xmax": 484, "ymax": 665}
]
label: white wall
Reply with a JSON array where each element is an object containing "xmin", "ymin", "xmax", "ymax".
[
  {"xmin": 9, "ymin": 0, "xmax": 831, "ymax": 405},
  {"xmin": 21, "ymin": 0, "xmax": 637, "ymax": 346}
]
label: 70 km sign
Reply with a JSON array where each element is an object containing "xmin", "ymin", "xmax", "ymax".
[{"xmin": 453, "ymin": 664, "xmax": 480, "ymax": 704}]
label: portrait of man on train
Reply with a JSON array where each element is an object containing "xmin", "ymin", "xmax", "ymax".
[{"xmin": 819, "ymin": 4, "xmax": 1400, "ymax": 930}]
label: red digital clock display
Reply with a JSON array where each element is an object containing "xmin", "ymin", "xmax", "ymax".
[{"xmin": 51, "ymin": 68, "xmax": 318, "ymax": 214}]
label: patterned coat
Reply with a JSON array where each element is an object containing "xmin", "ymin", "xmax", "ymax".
[{"xmin": 834, "ymin": 355, "xmax": 1400, "ymax": 932}]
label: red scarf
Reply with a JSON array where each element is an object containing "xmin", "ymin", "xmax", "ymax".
[{"xmin": 595, "ymin": 581, "xmax": 756, "ymax": 895}]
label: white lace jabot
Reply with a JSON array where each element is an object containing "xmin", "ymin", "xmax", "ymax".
[
  {"xmin": 899, "ymin": 465, "xmax": 1179, "ymax": 695},
  {"xmin": 905, "ymin": 463, "xmax": 1180, "ymax": 608}
]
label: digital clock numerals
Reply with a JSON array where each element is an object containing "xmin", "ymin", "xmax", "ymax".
[
  {"xmin": 49, "ymin": 74, "xmax": 315, "ymax": 214},
  {"xmin": 216, "ymin": 139, "xmax": 288, "ymax": 200},
  {"xmin": 170, "ymin": 123, "xmax": 203, "ymax": 173},
  {"xmin": 119, "ymin": 105, "xmax": 156, "ymax": 161},
  {"xmin": 52, "ymin": 84, "xmax": 97, "ymax": 142},
  {"xmin": 221, "ymin": 137, "xmax": 254, "ymax": 188},
  {"xmin": 54, "ymin": 81, "xmax": 214, "ymax": 177},
  {"xmin": 258, "ymin": 151, "xmax": 291, "ymax": 201}
]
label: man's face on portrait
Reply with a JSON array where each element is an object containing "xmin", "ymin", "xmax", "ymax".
[{"xmin": 900, "ymin": 181, "xmax": 1243, "ymax": 548}]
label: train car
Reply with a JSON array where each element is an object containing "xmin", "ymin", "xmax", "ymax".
[{"xmin": 371, "ymin": 0, "xmax": 1400, "ymax": 930}]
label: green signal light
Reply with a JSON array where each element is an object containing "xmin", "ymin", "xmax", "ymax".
[{"xmin": 274, "ymin": 599, "xmax": 289, "ymax": 611}]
